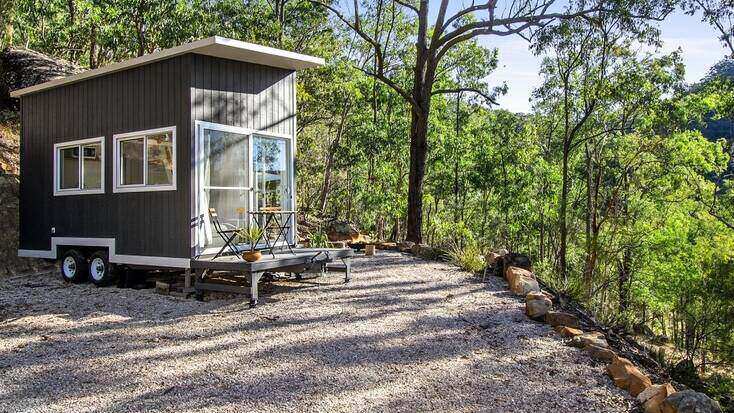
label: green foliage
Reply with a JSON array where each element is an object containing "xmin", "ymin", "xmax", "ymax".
[
  {"xmin": 237, "ymin": 226, "xmax": 264, "ymax": 252},
  {"xmin": 448, "ymin": 240, "xmax": 485, "ymax": 274},
  {"xmin": 308, "ymin": 230, "xmax": 330, "ymax": 248}
]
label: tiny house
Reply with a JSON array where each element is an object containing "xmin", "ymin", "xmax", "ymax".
[{"xmin": 13, "ymin": 36, "xmax": 339, "ymax": 294}]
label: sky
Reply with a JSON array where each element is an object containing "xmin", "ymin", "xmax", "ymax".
[{"xmin": 480, "ymin": 9, "xmax": 727, "ymax": 113}]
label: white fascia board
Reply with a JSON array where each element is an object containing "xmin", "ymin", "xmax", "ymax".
[{"xmin": 10, "ymin": 36, "xmax": 325, "ymax": 97}]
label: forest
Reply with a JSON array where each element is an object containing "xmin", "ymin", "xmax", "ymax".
[{"xmin": 1, "ymin": 0, "xmax": 733, "ymax": 407}]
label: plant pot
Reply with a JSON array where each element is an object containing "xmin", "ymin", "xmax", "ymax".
[{"xmin": 243, "ymin": 251, "xmax": 262, "ymax": 262}]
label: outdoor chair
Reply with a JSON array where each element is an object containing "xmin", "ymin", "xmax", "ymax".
[{"xmin": 208, "ymin": 208, "xmax": 242, "ymax": 260}]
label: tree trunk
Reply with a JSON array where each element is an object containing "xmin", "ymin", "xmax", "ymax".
[
  {"xmin": 318, "ymin": 103, "xmax": 349, "ymax": 214},
  {"xmin": 89, "ymin": 24, "xmax": 98, "ymax": 69},
  {"xmin": 406, "ymin": 103, "xmax": 429, "ymax": 243},
  {"xmin": 559, "ymin": 141, "xmax": 570, "ymax": 282}
]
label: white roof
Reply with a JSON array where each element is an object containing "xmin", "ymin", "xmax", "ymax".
[{"xmin": 10, "ymin": 36, "xmax": 325, "ymax": 97}]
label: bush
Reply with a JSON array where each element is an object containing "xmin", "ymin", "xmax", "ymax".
[{"xmin": 448, "ymin": 241, "xmax": 485, "ymax": 273}]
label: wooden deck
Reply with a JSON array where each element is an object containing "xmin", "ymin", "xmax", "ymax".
[{"xmin": 190, "ymin": 248, "xmax": 354, "ymax": 307}]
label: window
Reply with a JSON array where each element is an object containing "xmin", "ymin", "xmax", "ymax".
[
  {"xmin": 113, "ymin": 126, "xmax": 176, "ymax": 192},
  {"xmin": 54, "ymin": 137, "xmax": 105, "ymax": 196}
]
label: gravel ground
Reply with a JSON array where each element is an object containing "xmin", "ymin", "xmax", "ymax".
[{"xmin": 0, "ymin": 252, "xmax": 634, "ymax": 413}]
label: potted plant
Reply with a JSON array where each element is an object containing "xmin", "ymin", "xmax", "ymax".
[{"xmin": 238, "ymin": 226, "xmax": 264, "ymax": 262}]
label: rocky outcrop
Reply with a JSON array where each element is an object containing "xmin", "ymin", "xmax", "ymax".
[
  {"xmin": 0, "ymin": 172, "xmax": 53, "ymax": 276},
  {"xmin": 1, "ymin": 47, "xmax": 80, "ymax": 111},
  {"xmin": 661, "ymin": 390, "xmax": 722, "ymax": 413}
]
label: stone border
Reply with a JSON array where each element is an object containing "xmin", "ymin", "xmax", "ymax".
[{"xmin": 484, "ymin": 250, "xmax": 722, "ymax": 413}]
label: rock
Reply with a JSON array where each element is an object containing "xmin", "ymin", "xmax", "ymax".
[
  {"xmin": 1, "ymin": 48, "xmax": 81, "ymax": 111},
  {"xmin": 417, "ymin": 246, "xmax": 446, "ymax": 260},
  {"xmin": 638, "ymin": 383, "xmax": 676, "ymax": 413},
  {"xmin": 398, "ymin": 241, "xmax": 415, "ymax": 252},
  {"xmin": 326, "ymin": 221, "xmax": 361, "ymax": 242},
  {"xmin": 505, "ymin": 266, "xmax": 539, "ymax": 295},
  {"xmin": 485, "ymin": 252, "xmax": 501, "ymax": 266},
  {"xmin": 628, "ymin": 370, "xmax": 653, "ymax": 397},
  {"xmin": 510, "ymin": 274, "xmax": 540, "ymax": 295},
  {"xmin": 497, "ymin": 248, "xmax": 509, "ymax": 256},
  {"xmin": 554, "ymin": 325, "xmax": 583, "ymax": 337},
  {"xmin": 661, "ymin": 390, "xmax": 722, "ymax": 413},
  {"xmin": 376, "ymin": 242, "xmax": 397, "ymax": 250},
  {"xmin": 585, "ymin": 343, "xmax": 616, "ymax": 362},
  {"xmin": 505, "ymin": 266, "xmax": 534, "ymax": 283},
  {"xmin": 545, "ymin": 311, "xmax": 580, "ymax": 328},
  {"xmin": 501, "ymin": 252, "xmax": 532, "ymax": 272},
  {"xmin": 569, "ymin": 331, "xmax": 609, "ymax": 349},
  {"xmin": 525, "ymin": 291, "xmax": 552, "ymax": 319},
  {"xmin": 606, "ymin": 356, "xmax": 652, "ymax": 396},
  {"xmin": 365, "ymin": 244, "xmax": 376, "ymax": 256}
]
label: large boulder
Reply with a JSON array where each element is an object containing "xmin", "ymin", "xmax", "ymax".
[
  {"xmin": 525, "ymin": 291, "xmax": 552, "ymax": 319},
  {"xmin": 638, "ymin": 383, "xmax": 676, "ymax": 413},
  {"xmin": 1, "ymin": 47, "xmax": 80, "ymax": 111},
  {"xmin": 661, "ymin": 390, "xmax": 722, "ymax": 413},
  {"xmin": 607, "ymin": 356, "xmax": 652, "ymax": 396},
  {"xmin": 545, "ymin": 311, "xmax": 580, "ymax": 328}
]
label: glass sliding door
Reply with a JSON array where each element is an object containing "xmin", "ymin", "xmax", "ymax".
[
  {"xmin": 200, "ymin": 127, "xmax": 250, "ymax": 249},
  {"xmin": 253, "ymin": 135, "xmax": 291, "ymax": 211},
  {"xmin": 195, "ymin": 122, "xmax": 295, "ymax": 256}
]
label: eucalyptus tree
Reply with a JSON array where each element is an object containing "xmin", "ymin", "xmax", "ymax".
[
  {"xmin": 531, "ymin": 8, "xmax": 674, "ymax": 284},
  {"xmin": 310, "ymin": 0, "xmax": 675, "ymax": 243}
]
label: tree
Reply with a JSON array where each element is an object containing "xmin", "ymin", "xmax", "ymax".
[{"xmin": 311, "ymin": 0, "xmax": 673, "ymax": 243}]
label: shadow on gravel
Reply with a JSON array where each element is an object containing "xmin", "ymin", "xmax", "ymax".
[{"xmin": 0, "ymin": 253, "xmax": 628, "ymax": 412}]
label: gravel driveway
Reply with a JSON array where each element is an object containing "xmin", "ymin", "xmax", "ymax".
[{"xmin": 0, "ymin": 252, "xmax": 633, "ymax": 412}]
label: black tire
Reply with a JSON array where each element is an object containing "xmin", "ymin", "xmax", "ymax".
[
  {"xmin": 60, "ymin": 249, "xmax": 88, "ymax": 283},
  {"xmin": 88, "ymin": 250, "xmax": 114, "ymax": 286}
]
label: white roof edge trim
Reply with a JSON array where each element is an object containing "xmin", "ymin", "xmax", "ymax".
[{"xmin": 10, "ymin": 36, "xmax": 325, "ymax": 98}]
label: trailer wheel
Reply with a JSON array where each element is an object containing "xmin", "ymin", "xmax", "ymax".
[
  {"xmin": 88, "ymin": 251, "xmax": 114, "ymax": 286},
  {"xmin": 60, "ymin": 249, "xmax": 88, "ymax": 283}
]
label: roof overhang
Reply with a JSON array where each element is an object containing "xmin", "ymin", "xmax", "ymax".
[{"xmin": 10, "ymin": 36, "xmax": 325, "ymax": 98}]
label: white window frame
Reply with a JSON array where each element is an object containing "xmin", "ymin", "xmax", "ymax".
[
  {"xmin": 113, "ymin": 126, "xmax": 177, "ymax": 193},
  {"xmin": 53, "ymin": 136, "xmax": 105, "ymax": 196}
]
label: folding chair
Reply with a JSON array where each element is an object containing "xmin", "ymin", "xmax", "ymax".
[{"xmin": 208, "ymin": 208, "xmax": 242, "ymax": 260}]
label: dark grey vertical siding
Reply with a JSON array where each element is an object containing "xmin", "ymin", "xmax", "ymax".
[
  {"xmin": 19, "ymin": 55, "xmax": 191, "ymax": 258},
  {"xmin": 189, "ymin": 54, "xmax": 295, "ymax": 135}
]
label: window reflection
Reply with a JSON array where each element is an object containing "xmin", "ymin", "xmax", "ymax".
[
  {"xmin": 60, "ymin": 146, "xmax": 79, "ymax": 189},
  {"xmin": 147, "ymin": 133, "xmax": 174, "ymax": 186},
  {"xmin": 82, "ymin": 143, "xmax": 102, "ymax": 189},
  {"xmin": 253, "ymin": 136, "xmax": 289, "ymax": 210}
]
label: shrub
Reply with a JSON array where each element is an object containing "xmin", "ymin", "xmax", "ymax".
[
  {"xmin": 448, "ymin": 241, "xmax": 485, "ymax": 273},
  {"xmin": 309, "ymin": 230, "xmax": 330, "ymax": 248}
]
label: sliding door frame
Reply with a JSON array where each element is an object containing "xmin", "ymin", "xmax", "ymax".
[{"xmin": 192, "ymin": 121, "xmax": 295, "ymax": 257}]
